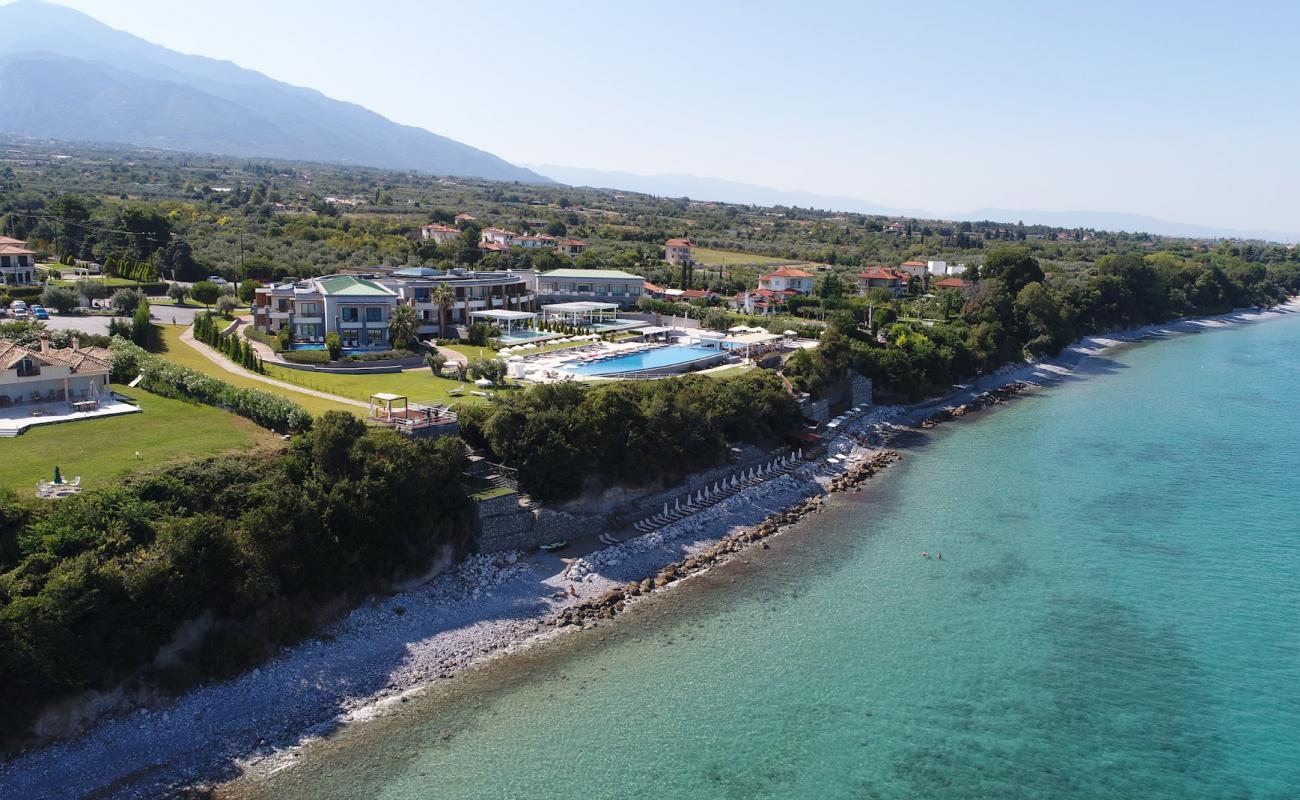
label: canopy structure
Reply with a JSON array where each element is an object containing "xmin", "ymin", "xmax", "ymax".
[
  {"xmin": 468, "ymin": 309, "xmax": 539, "ymax": 336},
  {"xmin": 541, "ymin": 301, "xmax": 620, "ymax": 327},
  {"xmin": 369, "ymin": 392, "xmax": 408, "ymax": 422},
  {"xmin": 720, "ymin": 331, "xmax": 783, "ymax": 360}
]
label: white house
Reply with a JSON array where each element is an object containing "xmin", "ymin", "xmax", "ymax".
[
  {"xmin": 537, "ymin": 268, "xmax": 644, "ymax": 307},
  {"xmin": 420, "ymin": 223, "xmax": 460, "ymax": 244},
  {"xmin": 758, "ymin": 267, "xmax": 814, "ymax": 295},
  {"xmin": 0, "ymin": 236, "xmax": 37, "ymax": 286},
  {"xmin": 665, "ymin": 238, "xmax": 694, "ymax": 266}
]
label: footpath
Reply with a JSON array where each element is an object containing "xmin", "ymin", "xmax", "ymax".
[{"xmin": 178, "ymin": 326, "xmax": 369, "ymax": 410}]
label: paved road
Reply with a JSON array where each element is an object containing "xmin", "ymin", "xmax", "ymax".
[{"xmin": 42, "ymin": 305, "xmax": 207, "ymax": 336}]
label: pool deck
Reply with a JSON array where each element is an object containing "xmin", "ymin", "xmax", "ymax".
[{"xmin": 512, "ymin": 341, "xmax": 733, "ymax": 383}]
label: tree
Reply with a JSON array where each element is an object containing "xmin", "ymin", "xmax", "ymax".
[
  {"xmin": 982, "ymin": 247, "xmax": 1044, "ymax": 296},
  {"xmin": 166, "ymin": 283, "xmax": 188, "ymax": 305},
  {"xmin": 215, "ymin": 295, "xmax": 240, "ymax": 317},
  {"xmin": 388, "ymin": 303, "xmax": 419, "ymax": 350},
  {"xmin": 817, "ymin": 272, "xmax": 846, "ymax": 299},
  {"xmin": 131, "ymin": 297, "xmax": 155, "ymax": 349},
  {"xmin": 111, "ymin": 287, "xmax": 145, "ymax": 315},
  {"xmin": 190, "ymin": 280, "xmax": 221, "ymax": 309},
  {"xmin": 324, "ymin": 332, "xmax": 341, "ymax": 360},
  {"xmin": 430, "ymin": 283, "xmax": 456, "ymax": 339},
  {"xmin": 40, "ymin": 286, "xmax": 80, "ymax": 314},
  {"xmin": 425, "ymin": 351, "xmax": 447, "ymax": 376},
  {"xmin": 238, "ymin": 279, "xmax": 259, "ymax": 304},
  {"xmin": 467, "ymin": 357, "xmax": 507, "ymax": 385}
]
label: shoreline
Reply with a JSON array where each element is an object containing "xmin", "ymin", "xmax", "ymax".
[{"xmin": 2, "ymin": 299, "xmax": 1296, "ymax": 800}]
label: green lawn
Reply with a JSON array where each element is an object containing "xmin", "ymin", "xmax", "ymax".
[
  {"xmin": 0, "ymin": 388, "xmax": 277, "ymax": 492},
  {"xmin": 691, "ymin": 247, "xmax": 790, "ymax": 266},
  {"xmin": 262, "ymin": 363, "xmax": 491, "ymax": 408},
  {"xmin": 155, "ymin": 326, "xmax": 358, "ymax": 417}
]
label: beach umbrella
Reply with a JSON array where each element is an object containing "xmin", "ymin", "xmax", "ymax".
[
  {"xmin": 663, "ymin": 502, "xmax": 669, "ymax": 515},
  {"xmin": 675, "ymin": 498, "xmax": 681, "ymax": 511}
]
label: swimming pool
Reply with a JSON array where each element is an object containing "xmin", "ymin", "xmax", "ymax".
[
  {"xmin": 568, "ymin": 345, "xmax": 727, "ymax": 376},
  {"xmin": 288, "ymin": 343, "xmax": 369, "ymax": 356},
  {"xmin": 497, "ymin": 329, "xmax": 560, "ymax": 344}
]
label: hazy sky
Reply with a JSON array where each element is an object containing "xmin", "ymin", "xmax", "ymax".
[{"xmin": 35, "ymin": 0, "xmax": 1300, "ymax": 232}]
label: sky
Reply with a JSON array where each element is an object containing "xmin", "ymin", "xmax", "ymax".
[{"xmin": 28, "ymin": 0, "xmax": 1300, "ymax": 233}]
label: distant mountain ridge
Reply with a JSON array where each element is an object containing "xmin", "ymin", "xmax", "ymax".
[
  {"xmin": 0, "ymin": 0, "xmax": 548, "ymax": 183},
  {"xmin": 536, "ymin": 164, "xmax": 1298, "ymax": 243}
]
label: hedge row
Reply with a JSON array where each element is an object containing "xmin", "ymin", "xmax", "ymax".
[{"xmin": 109, "ymin": 338, "xmax": 312, "ymax": 432}]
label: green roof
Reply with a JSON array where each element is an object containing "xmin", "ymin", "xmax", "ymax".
[
  {"xmin": 539, "ymin": 269, "xmax": 642, "ymax": 280},
  {"xmin": 315, "ymin": 275, "xmax": 394, "ymax": 296}
]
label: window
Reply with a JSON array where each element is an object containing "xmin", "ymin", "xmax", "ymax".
[
  {"xmin": 367, "ymin": 329, "xmax": 387, "ymax": 347},
  {"xmin": 341, "ymin": 307, "xmax": 359, "ymax": 322},
  {"xmin": 298, "ymin": 302, "xmax": 318, "ymax": 316},
  {"xmin": 16, "ymin": 357, "xmax": 39, "ymax": 377},
  {"xmin": 366, "ymin": 307, "xmax": 382, "ymax": 322},
  {"xmin": 414, "ymin": 288, "xmax": 430, "ymax": 302}
]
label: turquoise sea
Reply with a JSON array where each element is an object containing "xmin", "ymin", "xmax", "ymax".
[{"xmin": 235, "ymin": 313, "xmax": 1300, "ymax": 800}]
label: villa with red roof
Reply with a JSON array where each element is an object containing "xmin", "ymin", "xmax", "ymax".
[
  {"xmin": 758, "ymin": 266, "xmax": 814, "ymax": 295},
  {"xmin": 0, "ymin": 236, "xmax": 37, "ymax": 285},
  {"xmin": 557, "ymin": 239, "xmax": 588, "ymax": 257},
  {"xmin": 934, "ymin": 276, "xmax": 969, "ymax": 290},
  {"xmin": 896, "ymin": 261, "xmax": 929, "ymax": 280},
  {"xmin": 665, "ymin": 238, "xmax": 694, "ymax": 266},
  {"xmin": 419, "ymin": 223, "xmax": 460, "ymax": 244},
  {"xmin": 858, "ymin": 267, "xmax": 907, "ymax": 297}
]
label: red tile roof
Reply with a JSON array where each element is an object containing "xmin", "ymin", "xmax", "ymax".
[
  {"xmin": 762, "ymin": 267, "xmax": 814, "ymax": 279},
  {"xmin": 858, "ymin": 268, "xmax": 905, "ymax": 281},
  {"xmin": 900, "ymin": 260, "xmax": 927, "ymax": 267},
  {"xmin": 934, "ymin": 277, "xmax": 968, "ymax": 288},
  {"xmin": 558, "ymin": 239, "xmax": 587, "ymax": 247},
  {"xmin": 665, "ymin": 238, "xmax": 693, "ymax": 247},
  {"xmin": 644, "ymin": 281, "xmax": 665, "ymax": 293}
]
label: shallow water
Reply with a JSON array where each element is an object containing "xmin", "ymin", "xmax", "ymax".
[{"xmin": 234, "ymin": 313, "xmax": 1300, "ymax": 800}]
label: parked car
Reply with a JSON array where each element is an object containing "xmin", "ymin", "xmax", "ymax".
[
  {"xmin": 11, "ymin": 308, "xmax": 28, "ymax": 320},
  {"xmin": 31, "ymin": 306, "xmax": 49, "ymax": 320}
]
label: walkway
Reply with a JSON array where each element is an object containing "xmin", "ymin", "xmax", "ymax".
[{"xmin": 178, "ymin": 327, "xmax": 369, "ymax": 410}]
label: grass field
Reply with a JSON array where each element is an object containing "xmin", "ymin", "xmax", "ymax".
[
  {"xmin": 50, "ymin": 276, "xmax": 144, "ymax": 288},
  {"xmin": 262, "ymin": 363, "xmax": 491, "ymax": 408},
  {"xmin": 691, "ymin": 247, "xmax": 790, "ymax": 266},
  {"xmin": 156, "ymin": 326, "xmax": 358, "ymax": 417},
  {"xmin": 0, "ymin": 388, "xmax": 277, "ymax": 491}
]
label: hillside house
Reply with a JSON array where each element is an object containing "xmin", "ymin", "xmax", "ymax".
[
  {"xmin": 419, "ymin": 223, "xmax": 460, "ymax": 244},
  {"xmin": 858, "ymin": 267, "xmax": 906, "ymax": 297},
  {"xmin": 665, "ymin": 238, "xmax": 694, "ymax": 266},
  {"xmin": 0, "ymin": 236, "xmax": 36, "ymax": 286},
  {"xmin": 758, "ymin": 266, "xmax": 814, "ymax": 295}
]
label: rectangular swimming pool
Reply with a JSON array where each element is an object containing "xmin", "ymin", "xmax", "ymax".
[{"xmin": 568, "ymin": 345, "xmax": 726, "ymax": 376}]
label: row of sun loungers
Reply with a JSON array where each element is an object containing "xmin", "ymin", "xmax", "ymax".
[
  {"xmin": 631, "ymin": 452, "xmax": 804, "ymax": 533},
  {"xmin": 563, "ymin": 342, "xmax": 663, "ymax": 366}
]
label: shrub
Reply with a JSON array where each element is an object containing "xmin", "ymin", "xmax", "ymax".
[
  {"xmin": 215, "ymin": 295, "xmax": 241, "ymax": 316},
  {"xmin": 111, "ymin": 287, "xmax": 145, "ymax": 315},
  {"xmin": 324, "ymin": 332, "xmax": 341, "ymax": 360},
  {"xmin": 282, "ymin": 349, "xmax": 331, "ymax": 364},
  {"xmin": 131, "ymin": 297, "xmax": 157, "ymax": 349},
  {"xmin": 244, "ymin": 327, "xmax": 282, "ymax": 353},
  {"xmin": 190, "ymin": 280, "xmax": 221, "ymax": 307},
  {"xmin": 40, "ymin": 286, "xmax": 80, "ymax": 313},
  {"xmin": 166, "ymin": 283, "xmax": 188, "ymax": 305},
  {"xmin": 276, "ymin": 326, "xmax": 292, "ymax": 350},
  {"xmin": 109, "ymin": 338, "xmax": 311, "ymax": 432}
]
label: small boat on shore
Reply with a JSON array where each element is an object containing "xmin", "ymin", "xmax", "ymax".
[{"xmin": 539, "ymin": 540, "xmax": 568, "ymax": 553}]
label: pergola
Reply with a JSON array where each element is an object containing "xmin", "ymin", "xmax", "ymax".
[
  {"xmin": 468, "ymin": 309, "xmax": 539, "ymax": 336},
  {"xmin": 720, "ymin": 331, "xmax": 783, "ymax": 360},
  {"xmin": 541, "ymin": 301, "xmax": 620, "ymax": 327},
  {"xmin": 369, "ymin": 392, "xmax": 408, "ymax": 422}
]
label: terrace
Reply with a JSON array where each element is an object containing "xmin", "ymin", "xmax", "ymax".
[
  {"xmin": 540, "ymin": 302, "xmax": 644, "ymax": 333},
  {"xmin": 367, "ymin": 393, "xmax": 459, "ymax": 439},
  {"xmin": 467, "ymin": 309, "xmax": 560, "ymax": 344}
]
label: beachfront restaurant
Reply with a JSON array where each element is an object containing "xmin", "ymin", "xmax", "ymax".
[
  {"xmin": 541, "ymin": 302, "xmax": 643, "ymax": 332},
  {"xmin": 467, "ymin": 309, "xmax": 555, "ymax": 344}
]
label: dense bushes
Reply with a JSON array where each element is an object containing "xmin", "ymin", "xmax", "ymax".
[
  {"xmin": 786, "ymin": 247, "xmax": 1300, "ymax": 403},
  {"xmin": 110, "ymin": 338, "xmax": 309, "ymax": 432},
  {"xmin": 282, "ymin": 348, "xmax": 331, "ymax": 364},
  {"xmin": 459, "ymin": 370, "xmax": 801, "ymax": 501},
  {"xmin": 0, "ymin": 415, "xmax": 473, "ymax": 740}
]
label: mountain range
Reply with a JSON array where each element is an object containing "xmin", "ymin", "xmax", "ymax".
[
  {"xmin": 0, "ymin": 0, "xmax": 547, "ymax": 183},
  {"xmin": 535, "ymin": 164, "xmax": 1298, "ymax": 243}
]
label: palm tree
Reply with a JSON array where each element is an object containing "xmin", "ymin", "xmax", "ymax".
[
  {"xmin": 388, "ymin": 302, "xmax": 419, "ymax": 350},
  {"xmin": 430, "ymin": 283, "xmax": 456, "ymax": 341}
]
